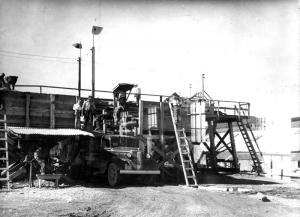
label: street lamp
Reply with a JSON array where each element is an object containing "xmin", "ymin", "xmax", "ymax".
[
  {"xmin": 72, "ymin": 42, "xmax": 82, "ymax": 98},
  {"xmin": 91, "ymin": 26, "xmax": 103, "ymax": 98}
]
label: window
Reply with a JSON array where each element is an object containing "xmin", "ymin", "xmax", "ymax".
[{"xmin": 147, "ymin": 106, "xmax": 157, "ymax": 128}]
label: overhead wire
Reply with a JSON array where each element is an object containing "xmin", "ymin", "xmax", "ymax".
[
  {"xmin": 0, "ymin": 53, "xmax": 77, "ymax": 64},
  {"xmin": 0, "ymin": 49, "xmax": 102, "ymax": 65},
  {"xmin": 0, "ymin": 49, "xmax": 74, "ymax": 60}
]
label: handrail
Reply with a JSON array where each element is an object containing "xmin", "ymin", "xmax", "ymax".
[{"xmin": 15, "ymin": 84, "xmax": 169, "ymax": 98}]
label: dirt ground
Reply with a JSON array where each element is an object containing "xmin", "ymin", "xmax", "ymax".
[{"xmin": 1, "ymin": 174, "xmax": 300, "ymax": 217}]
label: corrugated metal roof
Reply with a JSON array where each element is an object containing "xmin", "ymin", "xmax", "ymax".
[{"xmin": 7, "ymin": 127, "xmax": 94, "ymax": 137}]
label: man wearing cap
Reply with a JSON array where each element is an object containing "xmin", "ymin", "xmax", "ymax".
[
  {"xmin": 82, "ymin": 96, "xmax": 96, "ymax": 130},
  {"xmin": 0, "ymin": 73, "xmax": 10, "ymax": 110}
]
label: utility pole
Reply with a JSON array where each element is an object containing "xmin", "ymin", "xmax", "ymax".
[
  {"xmin": 91, "ymin": 26, "xmax": 103, "ymax": 98},
  {"xmin": 91, "ymin": 44, "xmax": 95, "ymax": 98},
  {"xmin": 72, "ymin": 43, "xmax": 82, "ymax": 98},
  {"xmin": 78, "ymin": 54, "xmax": 81, "ymax": 98}
]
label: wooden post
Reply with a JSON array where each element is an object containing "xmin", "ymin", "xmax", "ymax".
[
  {"xmin": 159, "ymin": 97, "xmax": 165, "ymax": 152},
  {"xmin": 138, "ymin": 100, "xmax": 144, "ymax": 135},
  {"xmin": 29, "ymin": 161, "xmax": 32, "ymax": 188},
  {"xmin": 208, "ymin": 120, "xmax": 217, "ymax": 170},
  {"xmin": 25, "ymin": 93, "xmax": 30, "ymax": 127},
  {"xmin": 159, "ymin": 96, "xmax": 165, "ymax": 181},
  {"xmin": 50, "ymin": 95, "xmax": 55, "ymax": 128},
  {"xmin": 74, "ymin": 96, "xmax": 81, "ymax": 129},
  {"xmin": 228, "ymin": 121, "xmax": 239, "ymax": 171}
]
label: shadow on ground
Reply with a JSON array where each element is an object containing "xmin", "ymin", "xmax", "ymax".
[{"xmin": 1, "ymin": 171, "xmax": 280, "ymax": 191}]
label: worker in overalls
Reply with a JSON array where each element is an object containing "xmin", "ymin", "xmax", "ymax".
[
  {"xmin": 113, "ymin": 91, "xmax": 126, "ymax": 125},
  {"xmin": 34, "ymin": 146, "xmax": 48, "ymax": 175},
  {"xmin": 0, "ymin": 73, "xmax": 11, "ymax": 110},
  {"xmin": 82, "ymin": 96, "xmax": 96, "ymax": 130},
  {"xmin": 168, "ymin": 93, "xmax": 182, "ymax": 126},
  {"xmin": 73, "ymin": 98, "xmax": 83, "ymax": 128}
]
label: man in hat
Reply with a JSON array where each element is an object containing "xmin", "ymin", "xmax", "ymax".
[
  {"xmin": 34, "ymin": 146, "xmax": 49, "ymax": 175},
  {"xmin": 0, "ymin": 73, "xmax": 10, "ymax": 110},
  {"xmin": 73, "ymin": 98, "xmax": 84, "ymax": 128},
  {"xmin": 82, "ymin": 96, "xmax": 96, "ymax": 130},
  {"xmin": 113, "ymin": 91, "xmax": 126, "ymax": 125},
  {"xmin": 0, "ymin": 73, "xmax": 11, "ymax": 91}
]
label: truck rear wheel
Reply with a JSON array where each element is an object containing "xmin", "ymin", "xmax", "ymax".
[{"xmin": 107, "ymin": 163, "xmax": 120, "ymax": 187}]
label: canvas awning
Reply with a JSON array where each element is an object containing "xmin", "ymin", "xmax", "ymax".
[{"xmin": 7, "ymin": 127, "xmax": 94, "ymax": 137}]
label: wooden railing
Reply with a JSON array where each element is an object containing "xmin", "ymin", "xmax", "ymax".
[
  {"xmin": 207, "ymin": 99, "xmax": 250, "ymax": 118},
  {"xmin": 15, "ymin": 84, "xmax": 169, "ymax": 100}
]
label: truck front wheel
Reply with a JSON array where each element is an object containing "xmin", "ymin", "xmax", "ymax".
[{"xmin": 107, "ymin": 163, "xmax": 120, "ymax": 187}]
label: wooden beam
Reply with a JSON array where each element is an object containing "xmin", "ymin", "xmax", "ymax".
[
  {"xmin": 152, "ymin": 146, "xmax": 164, "ymax": 158},
  {"xmin": 50, "ymin": 94, "xmax": 55, "ymax": 128},
  {"xmin": 159, "ymin": 97, "xmax": 165, "ymax": 154},
  {"xmin": 228, "ymin": 121, "xmax": 239, "ymax": 171},
  {"xmin": 202, "ymin": 142, "xmax": 211, "ymax": 152},
  {"xmin": 25, "ymin": 94, "xmax": 30, "ymax": 127},
  {"xmin": 208, "ymin": 120, "xmax": 217, "ymax": 170},
  {"xmin": 215, "ymin": 132, "xmax": 233, "ymax": 155},
  {"xmin": 215, "ymin": 129, "xmax": 230, "ymax": 150},
  {"xmin": 138, "ymin": 100, "xmax": 143, "ymax": 135},
  {"xmin": 159, "ymin": 97, "xmax": 165, "ymax": 181}
]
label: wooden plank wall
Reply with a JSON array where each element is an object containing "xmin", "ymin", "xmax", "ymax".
[
  {"xmin": 3, "ymin": 91, "xmax": 76, "ymax": 128},
  {"xmin": 2, "ymin": 91, "xmax": 190, "ymax": 132}
]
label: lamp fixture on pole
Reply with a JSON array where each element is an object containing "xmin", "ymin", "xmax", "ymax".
[
  {"xmin": 91, "ymin": 26, "xmax": 103, "ymax": 98},
  {"xmin": 72, "ymin": 42, "xmax": 82, "ymax": 98}
]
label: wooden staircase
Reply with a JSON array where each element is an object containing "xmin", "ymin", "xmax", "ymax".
[
  {"xmin": 169, "ymin": 103, "xmax": 198, "ymax": 187},
  {"xmin": 0, "ymin": 113, "xmax": 10, "ymax": 189}
]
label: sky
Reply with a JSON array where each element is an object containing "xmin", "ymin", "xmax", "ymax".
[{"xmin": 0, "ymin": 0, "xmax": 299, "ymax": 152}]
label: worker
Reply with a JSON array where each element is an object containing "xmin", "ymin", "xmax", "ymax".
[
  {"xmin": 0, "ymin": 73, "xmax": 11, "ymax": 91},
  {"xmin": 82, "ymin": 96, "xmax": 96, "ymax": 130},
  {"xmin": 113, "ymin": 91, "xmax": 126, "ymax": 125},
  {"xmin": 73, "ymin": 98, "xmax": 83, "ymax": 128},
  {"xmin": 5, "ymin": 76, "xmax": 18, "ymax": 90},
  {"xmin": 0, "ymin": 73, "xmax": 10, "ymax": 110},
  {"xmin": 168, "ymin": 93, "xmax": 182, "ymax": 126},
  {"xmin": 34, "ymin": 146, "xmax": 48, "ymax": 175}
]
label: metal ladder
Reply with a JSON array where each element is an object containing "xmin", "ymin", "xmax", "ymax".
[
  {"xmin": 169, "ymin": 103, "xmax": 198, "ymax": 187},
  {"xmin": 0, "ymin": 113, "xmax": 10, "ymax": 189},
  {"xmin": 236, "ymin": 116, "xmax": 263, "ymax": 174}
]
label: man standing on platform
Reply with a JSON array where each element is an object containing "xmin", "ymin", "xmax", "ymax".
[
  {"xmin": 73, "ymin": 98, "xmax": 83, "ymax": 128},
  {"xmin": 82, "ymin": 96, "xmax": 96, "ymax": 130}
]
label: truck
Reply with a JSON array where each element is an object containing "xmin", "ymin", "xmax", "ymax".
[{"xmin": 71, "ymin": 83, "xmax": 161, "ymax": 186}]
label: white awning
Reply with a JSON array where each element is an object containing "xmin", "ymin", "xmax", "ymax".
[{"xmin": 7, "ymin": 127, "xmax": 94, "ymax": 137}]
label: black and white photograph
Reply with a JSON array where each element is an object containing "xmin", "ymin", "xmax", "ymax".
[{"xmin": 0, "ymin": 0, "xmax": 299, "ymax": 216}]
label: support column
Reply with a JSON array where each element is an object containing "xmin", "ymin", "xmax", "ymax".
[
  {"xmin": 228, "ymin": 121, "xmax": 239, "ymax": 171},
  {"xmin": 138, "ymin": 100, "xmax": 144, "ymax": 135},
  {"xmin": 25, "ymin": 93, "xmax": 30, "ymax": 127},
  {"xmin": 208, "ymin": 120, "xmax": 217, "ymax": 170},
  {"xmin": 159, "ymin": 96, "xmax": 165, "ymax": 181},
  {"xmin": 159, "ymin": 97, "xmax": 165, "ymax": 153},
  {"xmin": 50, "ymin": 95, "xmax": 55, "ymax": 128}
]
